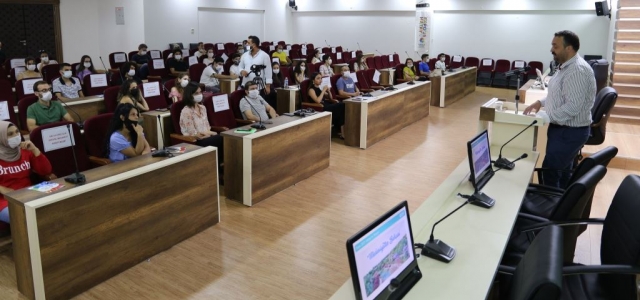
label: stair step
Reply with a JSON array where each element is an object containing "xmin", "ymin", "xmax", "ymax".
[
  {"xmin": 610, "ymin": 114, "xmax": 640, "ymax": 124},
  {"xmin": 611, "ymin": 105, "xmax": 640, "ymax": 117}
]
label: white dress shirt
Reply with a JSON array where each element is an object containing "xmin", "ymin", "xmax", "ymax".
[
  {"xmin": 435, "ymin": 60, "xmax": 446, "ymax": 70},
  {"xmin": 239, "ymin": 49, "xmax": 273, "ymax": 86}
]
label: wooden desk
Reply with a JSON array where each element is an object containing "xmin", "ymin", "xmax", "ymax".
[
  {"xmin": 220, "ymin": 78, "xmax": 240, "ymax": 94},
  {"xmin": 332, "ymin": 63, "xmax": 349, "ymax": 74},
  {"xmin": 344, "ymin": 81, "xmax": 431, "ymax": 149},
  {"xmin": 276, "ymin": 87, "xmax": 300, "ymax": 114},
  {"xmin": 519, "ymin": 79, "xmax": 548, "ymax": 105},
  {"xmin": 6, "ymin": 144, "xmax": 220, "ymax": 300},
  {"xmin": 362, "ymin": 53, "xmax": 375, "ymax": 59},
  {"xmin": 222, "ymin": 113, "xmax": 332, "ymax": 206},
  {"xmin": 378, "ymin": 69, "xmax": 395, "ymax": 86},
  {"xmin": 62, "ymin": 95, "xmax": 106, "ymax": 122},
  {"xmin": 430, "ymin": 67, "xmax": 477, "ymax": 107},
  {"xmin": 330, "ymin": 147, "xmax": 539, "ymax": 300},
  {"xmin": 141, "ymin": 110, "xmax": 173, "ymax": 149}
]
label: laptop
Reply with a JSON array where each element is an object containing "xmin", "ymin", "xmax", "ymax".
[{"xmin": 346, "ymin": 201, "xmax": 422, "ymax": 300}]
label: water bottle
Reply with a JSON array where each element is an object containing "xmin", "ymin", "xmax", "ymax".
[{"xmin": 284, "ymin": 77, "xmax": 289, "ymax": 89}]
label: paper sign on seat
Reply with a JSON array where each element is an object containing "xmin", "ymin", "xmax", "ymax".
[
  {"xmin": 90, "ymin": 74, "xmax": 108, "ymax": 87},
  {"xmin": 150, "ymin": 50, "xmax": 161, "ymax": 59},
  {"xmin": 41, "ymin": 125, "xmax": 76, "ymax": 153},
  {"xmin": 482, "ymin": 59, "xmax": 492, "ymax": 66},
  {"xmin": 153, "ymin": 59, "xmax": 165, "ymax": 69},
  {"xmin": 212, "ymin": 94, "xmax": 230, "ymax": 112},
  {"xmin": 143, "ymin": 81, "xmax": 160, "ymax": 97},
  {"xmin": 114, "ymin": 53, "xmax": 127, "ymax": 63},
  {"xmin": 373, "ymin": 70, "xmax": 381, "ymax": 83},
  {"xmin": 0, "ymin": 101, "xmax": 9, "ymax": 121},
  {"xmin": 188, "ymin": 56, "xmax": 198, "ymax": 66},
  {"xmin": 22, "ymin": 78, "xmax": 40, "ymax": 95}
]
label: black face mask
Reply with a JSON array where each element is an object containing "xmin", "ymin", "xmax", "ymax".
[
  {"xmin": 124, "ymin": 118, "xmax": 137, "ymax": 129},
  {"xmin": 130, "ymin": 88, "xmax": 139, "ymax": 97}
]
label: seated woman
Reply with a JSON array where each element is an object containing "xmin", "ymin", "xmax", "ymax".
[
  {"xmin": 319, "ymin": 54, "xmax": 334, "ymax": 77},
  {"xmin": 403, "ymin": 58, "xmax": 419, "ymax": 81},
  {"xmin": 0, "ymin": 121, "xmax": 52, "ymax": 227},
  {"xmin": 179, "ymin": 82, "xmax": 224, "ymax": 166},
  {"xmin": 104, "ymin": 103, "xmax": 151, "ymax": 163},
  {"xmin": 293, "ymin": 61, "xmax": 308, "ymax": 85},
  {"xmin": 353, "ymin": 53, "xmax": 368, "ymax": 72},
  {"xmin": 308, "ymin": 72, "xmax": 345, "ymax": 139},
  {"xmin": 76, "ymin": 55, "xmax": 99, "ymax": 81},
  {"xmin": 170, "ymin": 73, "xmax": 190, "ymax": 103},
  {"xmin": 310, "ymin": 49, "xmax": 322, "ymax": 64},
  {"xmin": 119, "ymin": 62, "xmax": 142, "ymax": 85},
  {"xmin": 118, "ymin": 79, "xmax": 150, "ymax": 111},
  {"xmin": 17, "ymin": 57, "xmax": 41, "ymax": 81}
]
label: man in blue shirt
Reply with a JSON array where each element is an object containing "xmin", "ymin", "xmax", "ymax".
[
  {"xmin": 418, "ymin": 54, "xmax": 431, "ymax": 76},
  {"xmin": 336, "ymin": 66, "xmax": 361, "ymax": 98}
]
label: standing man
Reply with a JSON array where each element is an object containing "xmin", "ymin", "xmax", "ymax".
[
  {"xmin": 239, "ymin": 35, "xmax": 272, "ymax": 95},
  {"xmin": 523, "ymin": 30, "xmax": 596, "ymax": 188}
]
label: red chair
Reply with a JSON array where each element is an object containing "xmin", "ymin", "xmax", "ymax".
[
  {"xmin": 444, "ymin": 54, "xmax": 451, "ymax": 66},
  {"xmin": 162, "ymin": 49, "xmax": 173, "ymax": 61},
  {"xmin": 0, "ymin": 80, "xmax": 15, "ymax": 108},
  {"xmin": 103, "ymin": 86, "xmax": 120, "ymax": 113},
  {"xmin": 214, "ymin": 43, "xmax": 225, "ymax": 56},
  {"xmin": 348, "ymin": 59, "xmax": 357, "ymax": 72},
  {"xmin": 477, "ymin": 58, "xmax": 495, "ymax": 86},
  {"xmin": 30, "ymin": 121, "xmax": 91, "ymax": 177},
  {"xmin": 168, "ymin": 100, "xmax": 197, "ymax": 145},
  {"xmin": 17, "ymin": 95, "xmax": 38, "ymax": 133},
  {"xmin": 330, "ymin": 74, "xmax": 349, "ymax": 100},
  {"xmin": 381, "ymin": 55, "xmax": 391, "ymax": 69},
  {"xmin": 147, "ymin": 59, "xmax": 170, "ymax": 82},
  {"xmin": 127, "ymin": 51, "xmax": 138, "ymax": 62},
  {"xmin": 15, "ymin": 78, "xmax": 41, "ymax": 101},
  {"xmin": 40, "ymin": 64, "xmax": 60, "ymax": 84},
  {"xmin": 373, "ymin": 56, "xmax": 384, "ymax": 70},
  {"xmin": 365, "ymin": 69, "xmax": 384, "ymax": 90},
  {"xmin": 70, "ymin": 62, "xmax": 80, "ymax": 77},
  {"xmin": 342, "ymin": 51, "xmax": 353, "ymax": 63},
  {"xmin": 224, "ymin": 43, "xmax": 236, "ymax": 55},
  {"xmin": 277, "ymin": 41, "xmax": 286, "ymax": 47},
  {"xmin": 429, "ymin": 58, "xmax": 437, "ymax": 71},
  {"xmin": 141, "ymin": 81, "xmax": 169, "ymax": 110},
  {"xmin": 335, "ymin": 52, "xmax": 345, "ymax": 64},
  {"xmin": 82, "ymin": 73, "xmax": 111, "ymax": 96},
  {"xmin": 163, "ymin": 79, "xmax": 176, "ymax": 102},
  {"xmin": 203, "ymin": 93, "xmax": 252, "ymax": 132},
  {"xmin": 356, "ymin": 70, "xmax": 379, "ymax": 92},
  {"xmin": 189, "ymin": 63, "xmax": 206, "ymax": 83},
  {"xmin": 229, "ymin": 89, "xmax": 249, "ymax": 121},
  {"xmin": 300, "ymin": 79, "xmax": 323, "ymax": 112},
  {"xmin": 108, "ymin": 52, "xmax": 128, "ymax": 70},
  {"xmin": 0, "ymin": 95, "xmax": 19, "ymax": 129},
  {"xmin": 83, "ymin": 113, "xmax": 113, "ymax": 167},
  {"xmin": 509, "ymin": 60, "xmax": 528, "ymax": 88},
  {"xmin": 450, "ymin": 55, "xmax": 465, "ymax": 69},
  {"xmin": 395, "ymin": 64, "xmax": 409, "ymax": 84},
  {"xmin": 365, "ymin": 57, "xmax": 374, "ymax": 69},
  {"xmin": 392, "ymin": 54, "xmax": 400, "ymax": 66},
  {"xmin": 313, "ymin": 62, "xmax": 323, "ymax": 75},
  {"xmin": 527, "ymin": 61, "xmax": 544, "ymax": 81},
  {"xmin": 336, "ymin": 46, "xmax": 343, "ymax": 53},
  {"xmin": 465, "ymin": 57, "xmax": 479, "ymax": 68},
  {"xmin": 492, "ymin": 59, "xmax": 511, "ymax": 87}
]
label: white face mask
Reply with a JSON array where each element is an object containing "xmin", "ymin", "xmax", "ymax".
[
  {"xmin": 193, "ymin": 94, "xmax": 203, "ymax": 103},
  {"xmin": 343, "ymin": 71, "xmax": 350, "ymax": 77},
  {"xmin": 27, "ymin": 64, "xmax": 36, "ymax": 71},
  {"xmin": 216, "ymin": 66, "xmax": 223, "ymax": 72},
  {"xmin": 128, "ymin": 69, "xmax": 136, "ymax": 76},
  {"xmin": 175, "ymin": 55, "xmax": 182, "ymax": 60},
  {"xmin": 207, "ymin": 52, "xmax": 214, "ymax": 58},
  {"xmin": 41, "ymin": 57, "xmax": 49, "ymax": 63},
  {"xmin": 273, "ymin": 69, "xmax": 280, "ymax": 74},
  {"xmin": 300, "ymin": 67, "xmax": 306, "ymax": 71},
  {"xmin": 140, "ymin": 50, "xmax": 147, "ymax": 55},
  {"xmin": 7, "ymin": 135, "xmax": 21, "ymax": 149},
  {"xmin": 84, "ymin": 62, "xmax": 91, "ymax": 68},
  {"xmin": 327, "ymin": 59, "xmax": 332, "ymax": 64},
  {"xmin": 180, "ymin": 79, "xmax": 189, "ymax": 87},
  {"xmin": 245, "ymin": 46, "xmax": 251, "ymax": 51},
  {"xmin": 277, "ymin": 49, "xmax": 283, "ymax": 53},
  {"xmin": 62, "ymin": 70, "xmax": 72, "ymax": 78},
  {"xmin": 248, "ymin": 89, "xmax": 259, "ymax": 99},
  {"xmin": 41, "ymin": 91, "xmax": 52, "ymax": 102},
  {"xmin": 440, "ymin": 58, "xmax": 445, "ymax": 62},
  {"xmin": 316, "ymin": 54, "xmax": 321, "ymax": 58},
  {"xmin": 407, "ymin": 64, "xmax": 413, "ymax": 68}
]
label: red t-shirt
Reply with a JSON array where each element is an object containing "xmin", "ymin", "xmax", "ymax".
[{"xmin": 0, "ymin": 149, "xmax": 52, "ymax": 211}]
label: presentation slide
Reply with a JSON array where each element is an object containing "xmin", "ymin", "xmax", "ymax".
[
  {"xmin": 471, "ymin": 133, "xmax": 491, "ymax": 179},
  {"xmin": 353, "ymin": 208, "xmax": 414, "ymax": 300}
]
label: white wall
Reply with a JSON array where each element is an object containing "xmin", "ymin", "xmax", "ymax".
[
  {"xmin": 197, "ymin": 8, "xmax": 265, "ymax": 44},
  {"xmin": 60, "ymin": 0, "xmax": 101, "ymax": 63}
]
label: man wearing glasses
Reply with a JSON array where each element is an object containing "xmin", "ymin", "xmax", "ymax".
[{"xmin": 26, "ymin": 81, "xmax": 74, "ymax": 132}]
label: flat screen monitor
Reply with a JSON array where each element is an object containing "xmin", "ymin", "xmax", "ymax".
[
  {"xmin": 346, "ymin": 201, "xmax": 420, "ymax": 300},
  {"xmin": 467, "ymin": 130, "xmax": 494, "ymax": 192}
]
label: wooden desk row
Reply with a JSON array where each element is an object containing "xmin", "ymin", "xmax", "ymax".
[{"xmin": 430, "ymin": 67, "xmax": 477, "ymax": 108}]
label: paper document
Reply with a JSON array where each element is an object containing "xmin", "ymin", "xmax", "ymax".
[{"xmin": 373, "ymin": 70, "xmax": 381, "ymax": 83}]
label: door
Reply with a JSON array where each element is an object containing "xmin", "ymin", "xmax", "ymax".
[{"xmin": 0, "ymin": 3, "xmax": 58, "ymax": 61}]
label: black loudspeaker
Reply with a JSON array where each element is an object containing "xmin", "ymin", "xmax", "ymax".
[{"xmin": 595, "ymin": 1, "xmax": 610, "ymax": 17}]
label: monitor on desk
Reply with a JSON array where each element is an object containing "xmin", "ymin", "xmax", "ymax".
[
  {"xmin": 346, "ymin": 201, "xmax": 421, "ymax": 300},
  {"xmin": 467, "ymin": 130, "xmax": 494, "ymax": 192}
]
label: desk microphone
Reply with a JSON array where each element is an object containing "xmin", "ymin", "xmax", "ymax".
[
  {"xmin": 494, "ymin": 120, "xmax": 537, "ymax": 170},
  {"xmin": 64, "ymin": 123, "xmax": 86, "ymax": 185},
  {"xmin": 325, "ymin": 40, "xmax": 330, "ymax": 47},
  {"xmin": 58, "ymin": 98, "xmax": 85, "ymax": 129},
  {"xmin": 421, "ymin": 195, "xmax": 475, "ymax": 263},
  {"xmin": 245, "ymin": 96, "xmax": 266, "ymax": 129},
  {"xmin": 151, "ymin": 114, "xmax": 173, "ymax": 157},
  {"xmin": 99, "ymin": 56, "xmax": 112, "ymax": 81},
  {"xmin": 357, "ymin": 42, "xmax": 362, "ymax": 51},
  {"xmin": 375, "ymin": 49, "xmax": 383, "ymax": 56}
]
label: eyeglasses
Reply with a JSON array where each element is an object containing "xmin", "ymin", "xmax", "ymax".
[{"xmin": 38, "ymin": 88, "xmax": 53, "ymax": 93}]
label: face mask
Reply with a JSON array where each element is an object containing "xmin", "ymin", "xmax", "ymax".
[
  {"xmin": 27, "ymin": 64, "xmax": 36, "ymax": 71},
  {"xmin": 407, "ymin": 64, "xmax": 413, "ymax": 68},
  {"xmin": 141, "ymin": 50, "xmax": 147, "ymax": 55},
  {"xmin": 175, "ymin": 55, "xmax": 182, "ymax": 60},
  {"xmin": 62, "ymin": 71, "xmax": 72, "ymax": 78},
  {"xmin": 277, "ymin": 49, "xmax": 283, "ymax": 53},
  {"xmin": 41, "ymin": 91, "xmax": 52, "ymax": 102},
  {"xmin": 343, "ymin": 71, "xmax": 350, "ymax": 77},
  {"xmin": 41, "ymin": 57, "xmax": 49, "ymax": 63},
  {"xmin": 316, "ymin": 54, "xmax": 321, "ymax": 58},
  {"xmin": 181, "ymin": 79, "xmax": 189, "ymax": 87},
  {"xmin": 128, "ymin": 69, "xmax": 136, "ymax": 76},
  {"xmin": 216, "ymin": 66, "xmax": 223, "ymax": 72},
  {"xmin": 124, "ymin": 118, "xmax": 137, "ymax": 129},
  {"xmin": 273, "ymin": 69, "xmax": 280, "ymax": 74},
  {"xmin": 130, "ymin": 88, "xmax": 139, "ymax": 97},
  {"xmin": 7, "ymin": 135, "xmax": 21, "ymax": 149},
  {"xmin": 246, "ymin": 46, "xmax": 251, "ymax": 51},
  {"xmin": 440, "ymin": 58, "xmax": 445, "ymax": 62},
  {"xmin": 300, "ymin": 67, "xmax": 306, "ymax": 71},
  {"xmin": 208, "ymin": 52, "xmax": 214, "ymax": 58},
  {"xmin": 84, "ymin": 62, "xmax": 91, "ymax": 68},
  {"xmin": 193, "ymin": 94, "xmax": 203, "ymax": 103},
  {"xmin": 327, "ymin": 60, "xmax": 332, "ymax": 64},
  {"xmin": 248, "ymin": 89, "xmax": 259, "ymax": 99},
  {"xmin": 233, "ymin": 60, "xmax": 240, "ymax": 65}
]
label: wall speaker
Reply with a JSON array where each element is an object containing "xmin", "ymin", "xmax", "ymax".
[{"xmin": 595, "ymin": 1, "xmax": 610, "ymax": 17}]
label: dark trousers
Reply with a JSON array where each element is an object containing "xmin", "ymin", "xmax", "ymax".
[
  {"xmin": 323, "ymin": 101, "xmax": 345, "ymax": 129},
  {"xmin": 542, "ymin": 124, "xmax": 590, "ymax": 188},
  {"xmin": 196, "ymin": 135, "xmax": 224, "ymax": 166}
]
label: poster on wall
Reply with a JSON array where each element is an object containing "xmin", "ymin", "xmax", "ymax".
[{"xmin": 415, "ymin": 2, "xmax": 432, "ymax": 53}]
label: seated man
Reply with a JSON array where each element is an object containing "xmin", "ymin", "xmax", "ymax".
[
  {"xmin": 418, "ymin": 54, "xmax": 431, "ymax": 76},
  {"xmin": 194, "ymin": 42, "xmax": 206, "ymax": 58},
  {"xmin": 26, "ymin": 81, "xmax": 74, "ymax": 132},
  {"xmin": 435, "ymin": 53, "xmax": 447, "ymax": 71},
  {"xmin": 271, "ymin": 45, "xmax": 292, "ymax": 66},
  {"xmin": 52, "ymin": 63, "xmax": 84, "ymax": 101},
  {"xmin": 131, "ymin": 43, "xmax": 150, "ymax": 65},
  {"xmin": 239, "ymin": 81, "xmax": 278, "ymax": 122},
  {"xmin": 17, "ymin": 57, "xmax": 42, "ymax": 80},
  {"xmin": 336, "ymin": 66, "xmax": 361, "ymax": 98},
  {"xmin": 200, "ymin": 57, "xmax": 238, "ymax": 93},
  {"xmin": 37, "ymin": 50, "xmax": 58, "ymax": 71},
  {"xmin": 167, "ymin": 48, "xmax": 189, "ymax": 77},
  {"xmin": 229, "ymin": 53, "xmax": 242, "ymax": 77}
]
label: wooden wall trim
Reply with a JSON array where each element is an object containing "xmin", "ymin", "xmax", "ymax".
[{"xmin": 53, "ymin": 4, "xmax": 63, "ymax": 65}]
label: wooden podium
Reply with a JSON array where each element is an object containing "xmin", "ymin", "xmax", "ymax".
[{"xmin": 478, "ymin": 98, "xmax": 547, "ymax": 153}]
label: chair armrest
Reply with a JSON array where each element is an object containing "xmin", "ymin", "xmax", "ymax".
[
  {"xmin": 397, "ymin": 78, "xmax": 409, "ymax": 83},
  {"xmin": 563, "ymin": 265, "xmax": 640, "ymax": 276},
  {"xmin": 497, "ymin": 265, "xmax": 516, "ymax": 276},
  {"xmin": 89, "ymin": 156, "xmax": 111, "ymax": 166},
  {"xmin": 370, "ymin": 85, "xmax": 384, "ymax": 90},
  {"xmin": 211, "ymin": 126, "xmax": 229, "ymax": 133},
  {"xmin": 528, "ymin": 183, "xmax": 564, "ymax": 195},
  {"xmin": 520, "ymin": 218, "xmax": 605, "ymax": 233},
  {"xmin": 236, "ymin": 119, "xmax": 254, "ymax": 126},
  {"xmin": 302, "ymin": 102, "xmax": 324, "ymax": 107},
  {"xmin": 336, "ymin": 94, "xmax": 351, "ymax": 100},
  {"xmin": 170, "ymin": 133, "xmax": 197, "ymax": 143},
  {"xmin": 359, "ymin": 88, "xmax": 374, "ymax": 93}
]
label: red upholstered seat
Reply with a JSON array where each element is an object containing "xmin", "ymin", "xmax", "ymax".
[
  {"xmin": 30, "ymin": 121, "xmax": 91, "ymax": 177},
  {"xmin": 202, "ymin": 93, "xmax": 252, "ymax": 132},
  {"xmin": 395, "ymin": 64, "xmax": 409, "ymax": 84},
  {"xmin": 103, "ymin": 86, "xmax": 120, "ymax": 113},
  {"xmin": 17, "ymin": 95, "xmax": 38, "ymax": 133},
  {"xmin": 0, "ymin": 79, "xmax": 15, "ymax": 108},
  {"xmin": 450, "ymin": 55, "xmax": 465, "ymax": 69},
  {"xmin": 464, "ymin": 57, "xmax": 479, "ymax": 68},
  {"xmin": 108, "ymin": 52, "xmax": 128, "ymax": 70},
  {"xmin": 82, "ymin": 74, "xmax": 111, "ymax": 96},
  {"xmin": 83, "ymin": 113, "xmax": 113, "ymax": 167},
  {"xmin": 40, "ymin": 64, "xmax": 60, "ymax": 84},
  {"xmin": 300, "ymin": 79, "xmax": 324, "ymax": 112},
  {"xmin": 169, "ymin": 99, "xmax": 197, "ymax": 146},
  {"xmin": 141, "ymin": 81, "xmax": 169, "ymax": 110},
  {"xmin": 189, "ymin": 63, "xmax": 206, "ymax": 83}
]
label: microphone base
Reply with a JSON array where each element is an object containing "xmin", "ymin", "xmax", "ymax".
[
  {"xmin": 494, "ymin": 157, "xmax": 515, "ymax": 170},
  {"xmin": 421, "ymin": 239, "xmax": 456, "ymax": 263},
  {"xmin": 470, "ymin": 191, "xmax": 495, "ymax": 209},
  {"xmin": 251, "ymin": 123, "xmax": 267, "ymax": 130},
  {"xmin": 64, "ymin": 172, "xmax": 86, "ymax": 185},
  {"xmin": 152, "ymin": 149, "xmax": 173, "ymax": 158}
]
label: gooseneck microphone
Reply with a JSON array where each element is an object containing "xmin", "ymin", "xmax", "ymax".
[
  {"xmin": 357, "ymin": 42, "xmax": 362, "ymax": 51},
  {"xmin": 99, "ymin": 56, "xmax": 112, "ymax": 81},
  {"xmin": 64, "ymin": 124, "xmax": 86, "ymax": 185},
  {"xmin": 245, "ymin": 96, "xmax": 266, "ymax": 129},
  {"xmin": 421, "ymin": 195, "xmax": 475, "ymax": 263},
  {"xmin": 58, "ymin": 98, "xmax": 85, "ymax": 129},
  {"xmin": 494, "ymin": 120, "xmax": 537, "ymax": 170}
]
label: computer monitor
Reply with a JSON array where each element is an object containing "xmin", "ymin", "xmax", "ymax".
[
  {"xmin": 467, "ymin": 130, "xmax": 494, "ymax": 192},
  {"xmin": 346, "ymin": 201, "xmax": 421, "ymax": 300}
]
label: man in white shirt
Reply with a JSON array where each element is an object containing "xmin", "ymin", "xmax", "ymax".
[
  {"xmin": 435, "ymin": 53, "xmax": 447, "ymax": 71},
  {"xmin": 37, "ymin": 51, "xmax": 58, "ymax": 72},
  {"xmin": 200, "ymin": 57, "xmax": 238, "ymax": 93},
  {"xmin": 239, "ymin": 35, "xmax": 273, "ymax": 94},
  {"xmin": 229, "ymin": 53, "xmax": 241, "ymax": 77}
]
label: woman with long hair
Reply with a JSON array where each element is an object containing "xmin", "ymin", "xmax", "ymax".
[
  {"xmin": 307, "ymin": 72, "xmax": 345, "ymax": 139},
  {"xmin": 293, "ymin": 61, "xmax": 308, "ymax": 85},
  {"xmin": 403, "ymin": 58, "xmax": 419, "ymax": 81},
  {"xmin": 117, "ymin": 79, "xmax": 149, "ymax": 111},
  {"xmin": 169, "ymin": 73, "xmax": 190, "ymax": 103},
  {"xmin": 104, "ymin": 103, "xmax": 151, "ymax": 162},
  {"xmin": 354, "ymin": 52, "xmax": 368, "ymax": 72},
  {"xmin": 76, "ymin": 55, "xmax": 98, "ymax": 81}
]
